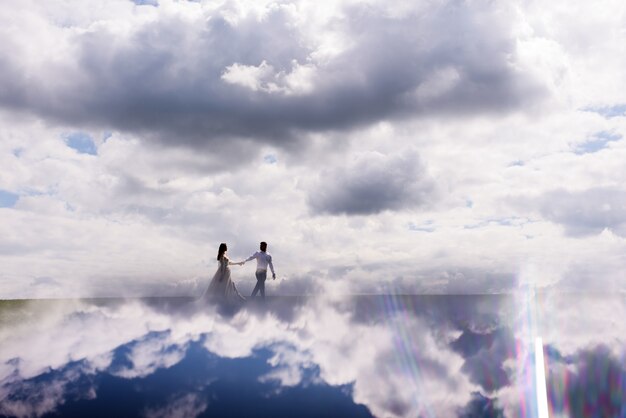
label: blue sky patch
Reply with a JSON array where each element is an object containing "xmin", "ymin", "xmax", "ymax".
[
  {"xmin": 0, "ymin": 190, "xmax": 19, "ymax": 208},
  {"xmin": 408, "ymin": 220, "xmax": 435, "ymax": 232},
  {"xmin": 575, "ymin": 131, "xmax": 622, "ymax": 155},
  {"xmin": 132, "ymin": 0, "xmax": 158, "ymax": 6},
  {"xmin": 264, "ymin": 154, "xmax": 278, "ymax": 164},
  {"xmin": 65, "ymin": 132, "xmax": 97, "ymax": 155},
  {"xmin": 583, "ymin": 104, "xmax": 626, "ymax": 118},
  {"xmin": 464, "ymin": 217, "xmax": 528, "ymax": 229}
]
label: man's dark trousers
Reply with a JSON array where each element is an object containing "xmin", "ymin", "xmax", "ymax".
[{"xmin": 251, "ymin": 270, "xmax": 267, "ymax": 299}]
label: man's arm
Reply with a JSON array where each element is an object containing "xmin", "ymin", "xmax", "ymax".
[
  {"xmin": 268, "ymin": 255, "xmax": 276, "ymax": 279},
  {"xmin": 244, "ymin": 252, "xmax": 257, "ymax": 263}
]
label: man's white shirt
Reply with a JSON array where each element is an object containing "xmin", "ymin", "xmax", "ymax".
[{"xmin": 245, "ymin": 251, "xmax": 275, "ymax": 275}]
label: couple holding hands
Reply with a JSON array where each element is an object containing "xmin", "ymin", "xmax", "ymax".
[{"xmin": 205, "ymin": 241, "xmax": 276, "ymax": 302}]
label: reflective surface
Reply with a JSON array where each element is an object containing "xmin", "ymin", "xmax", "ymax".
[{"xmin": 1, "ymin": 293, "xmax": 625, "ymax": 417}]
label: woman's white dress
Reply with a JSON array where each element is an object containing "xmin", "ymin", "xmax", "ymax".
[{"xmin": 205, "ymin": 256, "xmax": 245, "ymax": 302}]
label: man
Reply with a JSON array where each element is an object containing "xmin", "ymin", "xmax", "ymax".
[{"xmin": 244, "ymin": 242, "xmax": 276, "ymax": 299}]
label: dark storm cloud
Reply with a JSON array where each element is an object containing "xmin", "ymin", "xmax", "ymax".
[
  {"xmin": 529, "ymin": 187, "xmax": 626, "ymax": 237},
  {"xmin": 308, "ymin": 152, "xmax": 434, "ymax": 215},
  {"xmin": 0, "ymin": 1, "xmax": 545, "ymax": 153}
]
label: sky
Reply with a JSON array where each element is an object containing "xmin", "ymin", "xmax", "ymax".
[{"xmin": 1, "ymin": 0, "xmax": 626, "ymax": 298}]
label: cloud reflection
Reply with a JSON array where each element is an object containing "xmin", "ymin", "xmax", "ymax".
[
  {"xmin": 144, "ymin": 393, "xmax": 208, "ymax": 418},
  {"xmin": 0, "ymin": 294, "xmax": 625, "ymax": 417}
]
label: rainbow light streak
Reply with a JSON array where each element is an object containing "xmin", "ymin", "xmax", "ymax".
[
  {"xmin": 516, "ymin": 280, "xmax": 552, "ymax": 418},
  {"xmin": 380, "ymin": 293, "xmax": 437, "ymax": 418},
  {"xmin": 380, "ymin": 289, "xmax": 554, "ymax": 417},
  {"xmin": 535, "ymin": 337, "xmax": 549, "ymax": 418}
]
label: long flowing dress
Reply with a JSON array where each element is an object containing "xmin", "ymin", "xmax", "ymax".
[{"xmin": 204, "ymin": 256, "xmax": 245, "ymax": 302}]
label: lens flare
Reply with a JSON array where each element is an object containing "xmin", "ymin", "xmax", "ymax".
[
  {"xmin": 535, "ymin": 337, "xmax": 549, "ymax": 418},
  {"xmin": 379, "ymin": 293, "xmax": 438, "ymax": 417},
  {"xmin": 516, "ymin": 271, "xmax": 551, "ymax": 418}
]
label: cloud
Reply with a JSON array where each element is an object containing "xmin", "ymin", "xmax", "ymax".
[
  {"xmin": 0, "ymin": 0, "xmax": 546, "ymax": 156},
  {"xmin": 530, "ymin": 187, "xmax": 626, "ymax": 236},
  {"xmin": 110, "ymin": 330, "xmax": 188, "ymax": 379},
  {"xmin": 144, "ymin": 393, "xmax": 208, "ymax": 418},
  {"xmin": 308, "ymin": 151, "xmax": 435, "ymax": 215},
  {"xmin": 456, "ymin": 392, "xmax": 505, "ymax": 418},
  {"xmin": 451, "ymin": 328, "xmax": 516, "ymax": 392}
]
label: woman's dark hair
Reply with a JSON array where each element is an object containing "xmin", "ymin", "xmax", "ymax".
[{"xmin": 217, "ymin": 243, "xmax": 227, "ymax": 260}]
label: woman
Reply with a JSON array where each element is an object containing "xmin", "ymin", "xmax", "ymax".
[{"xmin": 204, "ymin": 243, "xmax": 246, "ymax": 302}]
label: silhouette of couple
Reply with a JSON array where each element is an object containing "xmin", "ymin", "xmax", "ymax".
[{"xmin": 205, "ymin": 242, "xmax": 276, "ymax": 302}]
